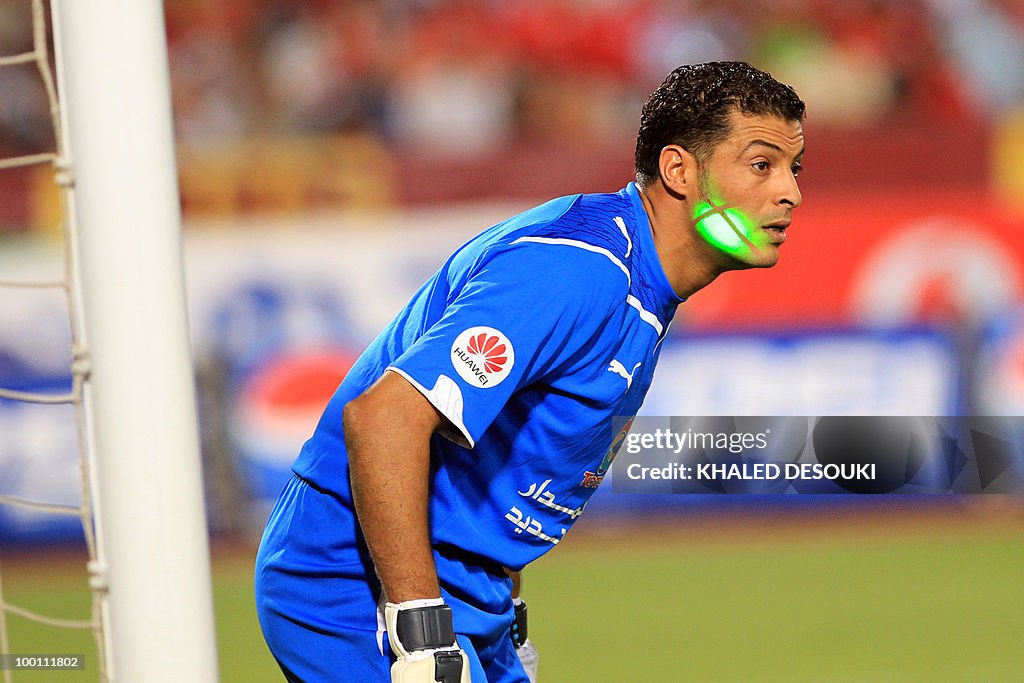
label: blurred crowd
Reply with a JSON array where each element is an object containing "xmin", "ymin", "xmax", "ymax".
[{"xmin": 1, "ymin": 0, "xmax": 1023, "ymax": 158}]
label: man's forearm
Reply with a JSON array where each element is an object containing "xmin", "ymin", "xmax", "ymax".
[
  {"xmin": 344, "ymin": 375, "xmax": 444, "ymax": 602},
  {"xmin": 505, "ymin": 568, "xmax": 522, "ymax": 600}
]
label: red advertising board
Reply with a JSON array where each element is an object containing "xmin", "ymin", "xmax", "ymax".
[{"xmin": 677, "ymin": 190, "xmax": 1024, "ymax": 330}]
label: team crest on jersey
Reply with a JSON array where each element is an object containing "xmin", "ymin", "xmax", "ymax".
[
  {"xmin": 451, "ymin": 326, "xmax": 515, "ymax": 388},
  {"xmin": 581, "ymin": 418, "xmax": 634, "ymax": 488}
]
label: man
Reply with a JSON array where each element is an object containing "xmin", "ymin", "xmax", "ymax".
[{"xmin": 255, "ymin": 61, "xmax": 805, "ymax": 682}]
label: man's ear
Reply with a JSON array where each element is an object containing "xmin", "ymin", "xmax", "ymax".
[{"xmin": 658, "ymin": 144, "xmax": 697, "ymax": 199}]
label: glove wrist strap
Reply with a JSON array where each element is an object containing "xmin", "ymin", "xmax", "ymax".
[
  {"xmin": 510, "ymin": 599, "xmax": 528, "ymax": 648},
  {"xmin": 393, "ymin": 604, "xmax": 457, "ymax": 652}
]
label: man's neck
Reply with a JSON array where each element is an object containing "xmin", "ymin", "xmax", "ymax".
[{"xmin": 636, "ymin": 180, "xmax": 729, "ymax": 299}]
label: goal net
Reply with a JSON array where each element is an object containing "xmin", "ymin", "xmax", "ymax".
[
  {"xmin": 0, "ymin": 2, "xmax": 106, "ymax": 680},
  {"xmin": 0, "ymin": 2, "xmax": 217, "ymax": 680}
]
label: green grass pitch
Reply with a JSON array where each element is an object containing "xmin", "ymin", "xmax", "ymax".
[{"xmin": 1, "ymin": 508, "xmax": 1021, "ymax": 681}]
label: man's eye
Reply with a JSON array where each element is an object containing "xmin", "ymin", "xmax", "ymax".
[
  {"xmin": 792, "ymin": 162, "xmax": 803, "ymax": 177},
  {"xmin": 752, "ymin": 161, "xmax": 770, "ymax": 172}
]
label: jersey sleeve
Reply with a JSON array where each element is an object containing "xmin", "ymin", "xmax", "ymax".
[{"xmin": 386, "ymin": 240, "xmax": 626, "ymax": 448}]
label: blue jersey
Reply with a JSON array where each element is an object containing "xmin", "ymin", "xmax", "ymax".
[
  {"xmin": 282, "ymin": 182, "xmax": 682, "ymax": 629},
  {"xmin": 258, "ymin": 183, "xmax": 683, "ymax": 678}
]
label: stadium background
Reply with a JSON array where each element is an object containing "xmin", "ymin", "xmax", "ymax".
[{"xmin": 1, "ymin": 0, "xmax": 1022, "ymax": 680}]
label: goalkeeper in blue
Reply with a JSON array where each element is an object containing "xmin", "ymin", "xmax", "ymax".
[{"xmin": 255, "ymin": 61, "xmax": 805, "ymax": 682}]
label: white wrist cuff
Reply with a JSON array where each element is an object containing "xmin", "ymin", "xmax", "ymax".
[{"xmin": 388, "ymin": 597, "xmax": 446, "ymax": 610}]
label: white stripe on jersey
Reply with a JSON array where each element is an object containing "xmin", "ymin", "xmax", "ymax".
[
  {"xmin": 512, "ymin": 236, "xmax": 631, "ymax": 282},
  {"xmin": 613, "ymin": 216, "xmax": 632, "ymax": 258},
  {"xmin": 511, "ymin": 235, "xmax": 664, "ymax": 336},
  {"xmin": 626, "ymin": 295, "xmax": 664, "ymax": 336}
]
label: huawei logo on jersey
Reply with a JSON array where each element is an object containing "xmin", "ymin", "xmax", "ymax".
[
  {"xmin": 467, "ymin": 332, "xmax": 508, "ymax": 373},
  {"xmin": 451, "ymin": 326, "xmax": 515, "ymax": 388}
]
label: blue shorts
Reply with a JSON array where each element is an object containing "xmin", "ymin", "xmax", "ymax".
[{"xmin": 255, "ymin": 475, "xmax": 530, "ymax": 682}]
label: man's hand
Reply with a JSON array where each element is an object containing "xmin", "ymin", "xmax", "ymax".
[
  {"xmin": 385, "ymin": 599, "xmax": 470, "ymax": 683},
  {"xmin": 511, "ymin": 598, "xmax": 538, "ymax": 683}
]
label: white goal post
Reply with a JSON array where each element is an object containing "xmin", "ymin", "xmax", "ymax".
[{"xmin": 50, "ymin": 1, "xmax": 218, "ymax": 681}]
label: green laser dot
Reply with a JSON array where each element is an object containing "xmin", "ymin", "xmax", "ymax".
[{"xmin": 693, "ymin": 200, "xmax": 763, "ymax": 258}]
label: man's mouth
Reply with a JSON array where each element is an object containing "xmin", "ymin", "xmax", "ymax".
[{"xmin": 762, "ymin": 222, "xmax": 789, "ymax": 244}]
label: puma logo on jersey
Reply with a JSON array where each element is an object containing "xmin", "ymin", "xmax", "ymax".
[{"xmin": 607, "ymin": 359, "xmax": 641, "ymax": 389}]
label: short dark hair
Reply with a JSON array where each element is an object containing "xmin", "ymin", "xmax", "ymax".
[{"xmin": 634, "ymin": 62, "xmax": 805, "ymax": 187}]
